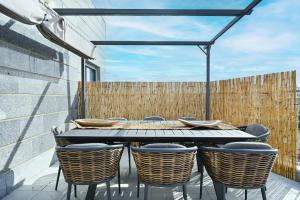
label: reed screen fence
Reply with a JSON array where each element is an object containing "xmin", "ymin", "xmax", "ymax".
[{"xmin": 78, "ymin": 71, "xmax": 297, "ymax": 180}]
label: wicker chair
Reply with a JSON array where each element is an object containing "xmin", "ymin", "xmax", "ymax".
[
  {"xmin": 201, "ymin": 142, "xmax": 277, "ymax": 200},
  {"xmin": 132, "ymin": 143, "xmax": 197, "ymax": 200},
  {"xmin": 143, "ymin": 116, "xmax": 166, "ymax": 121},
  {"xmin": 52, "ymin": 125, "xmax": 122, "ymax": 194},
  {"xmin": 239, "ymin": 123, "xmax": 270, "ymax": 142},
  {"xmin": 109, "ymin": 117, "xmax": 132, "ymax": 175},
  {"xmin": 179, "ymin": 117, "xmax": 198, "ymax": 121},
  {"xmin": 56, "ymin": 143, "xmax": 123, "ymax": 200},
  {"xmin": 51, "ymin": 126, "xmax": 74, "ymax": 194},
  {"xmin": 108, "ymin": 117, "xmax": 128, "ymax": 121},
  {"xmin": 198, "ymin": 124, "xmax": 271, "ymax": 199}
]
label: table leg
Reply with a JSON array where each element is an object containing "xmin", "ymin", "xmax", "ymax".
[{"xmin": 196, "ymin": 149, "xmax": 203, "ymax": 172}]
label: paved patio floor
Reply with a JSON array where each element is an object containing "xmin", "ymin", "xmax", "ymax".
[{"xmin": 3, "ymin": 148, "xmax": 300, "ymax": 200}]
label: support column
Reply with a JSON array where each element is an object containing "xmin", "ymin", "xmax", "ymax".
[
  {"xmin": 205, "ymin": 45, "xmax": 211, "ymax": 120},
  {"xmin": 81, "ymin": 57, "xmax": 86, "ymax": 118}
]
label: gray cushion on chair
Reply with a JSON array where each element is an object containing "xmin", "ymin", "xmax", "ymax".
[
  {"xmin": 60, "ymin": 143, "xmax": 123, "ymax": 152},
  {"xmin": 223, "ymin": 142, "xmax": 272, "ymax": 150},
  {"xmin": 245, "ymin": 124, "xmax": 268, "ymax": 137},
  {"xmin": 66, "ymin": 143, "xmax": 108, "ymax": 148},
  {"xmin": 143, "ymin": 143, "xmax": 186, "ymax": 149}
]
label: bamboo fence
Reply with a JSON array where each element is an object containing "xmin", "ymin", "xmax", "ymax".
[
  {"xmin": 78, "ymin": 71, "xmax": 297, "ymax": 180},
  {"xmin": 79, "ymin": 82, "xmax": 206, "ymax": 120}
]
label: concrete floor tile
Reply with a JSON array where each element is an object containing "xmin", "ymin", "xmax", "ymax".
[{"xmin": 2, "ymin": 190, "xmax": 39, "ymax": 200}]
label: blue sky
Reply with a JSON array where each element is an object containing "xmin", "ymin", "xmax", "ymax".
[{"xmin": 94, "ymin": 0, "xmax": 300, "ymax": 85}]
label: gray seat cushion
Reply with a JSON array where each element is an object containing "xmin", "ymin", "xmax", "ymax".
[
  {"xmin": 223, "ymin": 142, "xmax": 272, "ymax": 150},
  {"xmin": 143, "ymin": 143, "xmax": 186, "ymax": 149},
  {"xmin": 66, "ymin": 143, "xmax": 108, "ymax": 148},
  {"xmin": 245, "ymin": 124, "xmax": 268, "ymax": 137}
]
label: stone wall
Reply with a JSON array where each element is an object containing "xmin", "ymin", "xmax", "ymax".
[{"xmin": 0, "ymin": 0, "xmax": 105, "ymax": 197}]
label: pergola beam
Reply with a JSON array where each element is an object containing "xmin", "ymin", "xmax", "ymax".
[
  {"xmin": 54, "ymin": 8, "xmax": 252, "ymax": 16},
  {"xmin": 210, "ymin": 0, "xmax": 262, "ymax": 44},
  {"xmin": 91, "ymin": 41, "xmax": 212, "ymax": 46}
]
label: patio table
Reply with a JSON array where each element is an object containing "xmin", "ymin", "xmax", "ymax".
[
  {"xmin": 58, "ymin": 120, "xmax": 255, "ymax": 143},
  {"xmin": 57, "ymin": 128, "xmax": 255, "ymax": 143},
  {"xmin": 58, "ymin": 120, "xmax": 256, "ymax": 200}
]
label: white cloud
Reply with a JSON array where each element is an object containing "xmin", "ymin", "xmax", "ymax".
[
  {"xmin": 105, "ymin": 16, "xmax": 217, "ymax": 40},
  {"xmin": 218, "ymin": 0, "xmax": 300, "ymax": 54},
  {"xmin": 106, "ymin": 46, "xmax": 176, "ymax": 58},
  {"xmin": 219, "ymin": 32, "xmax": 296, "ymax": 53},
  {"xmin": 106, "ymin": 18, "xmax": 178, "ymax": 39}
]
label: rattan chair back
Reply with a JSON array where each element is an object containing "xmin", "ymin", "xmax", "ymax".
[
  {"xmin": 51, "ymin": 126, "xmax": 72, "ymax": 147},
  {"xmin": 201, "ymin": 145, "xmax": 277, "ymax": 189},
  {"xmin": 108, "ymin": 117, "xmax": 128, "ymax": 121},
  {"xmin": 179, "ymin": 117, "xmax": 197, "ymax": 121},
  {"xmin": 143, "ymin": 116, "xmax": 166, "ymax": 121},
  {"xmin": 132, "ymin": 145, "xmax": 197, "ymax": 185},
  {"xmin": 56, "ymin": 144, "xmax": 123, "ymax": 185},
  {"xmin": 245, "ymin": 124, "xmax": 270, "ymax": 142}
]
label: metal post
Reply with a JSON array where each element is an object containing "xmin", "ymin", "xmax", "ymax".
[
  {"xmin": 205, "ymin": 45, "xmax": 211, "ymax": 120},
  {"xmin": 81, "ymin": 57, "xmax": 86, "ymax": 118}
]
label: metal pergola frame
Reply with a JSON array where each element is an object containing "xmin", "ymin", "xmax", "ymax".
[{"xmin": 54, "ymin": 0, "xmax": 262, "ymax": 119}]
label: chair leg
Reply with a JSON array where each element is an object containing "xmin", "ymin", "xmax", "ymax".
[
  {"xmin": 55, "ymin": 165, "xmax": 61, "ymax": 190},
  {"xmin": 245, "ymin": 189, "xmax": 247, "ymax": 200},
  {"xmin": 200, "ymin": 166, "xmax": 203, "ymax": 199},
  {"xmin": 106, "ymin": 181, "xmax": 111, "ymax": 200},
  {"xmin": 144, "ymin": 184, "xmax": 149, "ymax": 200},
  {"xmin": 137, "ymin": 176, "xmax": 140, "ymax": 198},
  {"xmin": 74, "ymin": 184, "xmax": 77, "ymax": 198},
  {"xmin": 128, "ymin": 144, "xmax": 131, "ymax": 175},
  {"xmin": 118, "ymin": 165, "xmax": 121, "ymax": 194},
  {"xmin": 66, "ymin": 183, "xmax": 72, "ymax": 200},
  {"xmin": 261, "ymin": 187, "xmax": 267, "ymax": 200},
  {"xmin": 183, "ymin": 184, "xmax": 188, "ymax": 200},
  {"xmin": 213, "ymin": 181, "xmax": 225, "ymax": 200},
  {"xmin": 85, "ymin": 184, "xmax": 97, "ymax": 200}
]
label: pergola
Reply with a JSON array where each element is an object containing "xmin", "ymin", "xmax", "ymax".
[{"xmin": 54, "ymin": 0, "xmax": 262, "ymax": 119}]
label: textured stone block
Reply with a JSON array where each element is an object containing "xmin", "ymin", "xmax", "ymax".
[
  {"xmin": 42, "ymin": 111, "xmax": 69, "ymax": 133},
  {"xmin": 0, "ymin": 75, "xmax": 18, "ymax": 94},
  {"xmin": 0, "ymin": 95, "xmax": 32, "ymax": 120},
  {"xmin": 31, "ymin": 133, "xmax": 55, "ymax": 158},
  {"xmin": 0, "ymin": 119, "xmax": 21, "ymax": 147}
]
